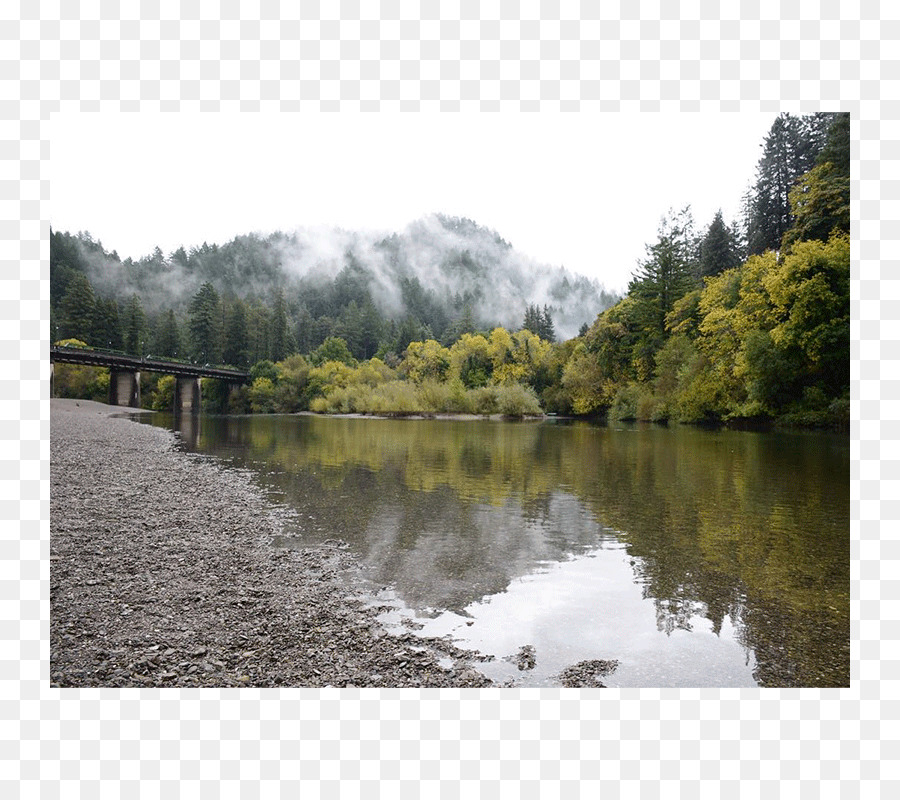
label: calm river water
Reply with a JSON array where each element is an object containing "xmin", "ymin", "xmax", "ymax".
[{"xmin": 141, "ymin": 412, "xmax": 849, "ymax": 688}]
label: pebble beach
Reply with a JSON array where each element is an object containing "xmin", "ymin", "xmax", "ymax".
[{"xmin": 50, "ymin": 399, "xmax": 492, "ymax": 688}]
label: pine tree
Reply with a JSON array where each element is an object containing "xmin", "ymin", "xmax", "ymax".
[
  {"xmin": 698, "ymin": 210, "xmax": 740, "ymax": 279},
  {"xmin": 336, "ymin": 300, "xmax": 363, "ymax": 360},
  {"xmin": 522, "ymin": 304, "xmax": 542, "ymax": 335},
  {"xmin": 816, "ymin": 112, "xmax": 850, "ymax": 174},
  {"xmin": 58, "ymin": 271, "xmax": 96, "ymax": 343},
  {"xmin": 441, "ymin": 305, "xmax": 475, "ymax": 346},
  {"xmin": 223, "ymin": 299, "xmax": 250, "ymax": 367},
  {"xmin": 247, "ymin": 303, "xmax": 271, "ymax": 364},
  {"xmin": 628, "ymin": 207, "xmax": 699, "ymax": 340},
  {"xmin": 189, "ymin": 282, "xmax": 223, "ymax": 364},
  {"xmin": 359, "ymin": 301, "xmax": 384, "ymax": 360},
  {"xmin": 397, "ymin": 315, "xmax": 426, "ymax": 352},
  {"xmin": 269, "ymin": 288, "xmax": 294, "ymax": 362},
  {"xmin": 540, "ymin": 305, "xmax": 556, "ymax": 342},
  {"xmin": 124, "ymin": 294, "xmax": 148, "ymax": 356},
  {"xmin": 294, "ymin": 306, "xmax": 317, "ymax": 354},
  {"xmin": 782, "ymin": 113, "xmax": 851, "ymax": 250},
  {"xmin": 92, "ymin": 297, "xmax": 124, "ymax": 350},
  {"xmin": 154, "ymin": 309, "xmax": 181, "ymax": 359},
  {"xmin": 746, "ymin": 113, "xmax": 841, "ymax": 255}
]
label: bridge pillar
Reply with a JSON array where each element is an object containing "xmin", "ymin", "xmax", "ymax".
[
  {"xmin": 174, "ymin": 375, "xmax": 201, "ymax": 414},
  {"xmin": 109, "ymin": 369, "xmax": 141, "ymax": 408},
  {"xmin": 50, "ymin": 362, "xmax": 54, "ymax": 398}
]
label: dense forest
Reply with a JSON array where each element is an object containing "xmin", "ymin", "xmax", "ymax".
[
  {"xmin": 51, "ymin": 212, "xmax": 615, "ymax": 355},
  {"xmin": 52, "ymin": 112, "xmax": 850, "ymax": 428}
]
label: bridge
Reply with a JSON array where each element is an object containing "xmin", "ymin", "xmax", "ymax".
[{"xmin": 50, "ymin": 345, "xmax": 251, "ymax": 412}]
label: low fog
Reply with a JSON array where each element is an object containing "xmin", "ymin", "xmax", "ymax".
[{"xmin": 63, "ymin": 213, "xmax": 620, "ymax": 342}]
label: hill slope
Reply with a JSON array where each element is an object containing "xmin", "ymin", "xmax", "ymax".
[{"xmin": 51, "ymin": 214, "xmax": 619, "ymax": 350}]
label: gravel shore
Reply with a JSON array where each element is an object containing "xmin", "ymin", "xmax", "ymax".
[{"xmin": 50, "ymin": 399, "xmax": 492, "ymax": 688}]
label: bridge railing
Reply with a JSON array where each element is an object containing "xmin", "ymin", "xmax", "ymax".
[{"xmin": 50, "ymin": 345, "xmax": 250, "ymax": 381}]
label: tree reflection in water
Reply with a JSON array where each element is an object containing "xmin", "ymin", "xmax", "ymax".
[{"xmin": 152, "ymin": 413, "xmax": 849, "ymax": 687}]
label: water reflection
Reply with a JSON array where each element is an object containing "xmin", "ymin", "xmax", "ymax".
[{"xmin": 144, "ymin": 413, "xmax": 849, "ymax": 687}]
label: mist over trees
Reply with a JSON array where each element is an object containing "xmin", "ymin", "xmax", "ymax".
[
  {"xmin": 50, "ymin": 213, "xmax": 618, "ymax": 366},
  {"xmin": 52, "ymin": 112, "xmax": 849, "ymax": 428}
]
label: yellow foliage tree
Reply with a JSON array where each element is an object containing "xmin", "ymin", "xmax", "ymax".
[{"xmin": 401, "ymin": 340, "xmax": 451, "ymax": 383}]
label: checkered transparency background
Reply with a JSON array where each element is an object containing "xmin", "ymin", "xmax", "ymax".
[{"xmin": 3, "ymin": 0, "xmax": 893, "ymax": 795}]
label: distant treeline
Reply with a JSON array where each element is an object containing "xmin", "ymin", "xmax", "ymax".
[
  {"xmin": 52, "ymin": 112, "xmax": 849, "ymax": 428},
  {"xmin": 50, "ymin": 212, "xmax": 617, "ymax": 364}
]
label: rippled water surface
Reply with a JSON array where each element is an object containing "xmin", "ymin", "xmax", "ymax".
[{"xmin": 143, "ymin": 413, "xmax": 849, "ymax": 687}]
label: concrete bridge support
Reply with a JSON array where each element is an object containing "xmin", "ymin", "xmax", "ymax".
[
  {"xmin": 174, "ymin": 375, "xmax": 202, "ymax": 414},
  {"xmin": 109, "ymin": 369, "xmax": 141, "ymax": 408}
]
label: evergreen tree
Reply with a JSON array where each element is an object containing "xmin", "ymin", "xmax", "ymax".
[
  {"xmin": 729, "ymin": 219, "xmax": 747, "ymax": 264},
  {"xmin": 359, "ymin": 301, "xmax": 384, "ymax": 360},
  {"xmin": 798, "ymin": 112, "xmax": 841, "ymax": 170},
  {"xmin": 58, "ymin": 271, "xmax": 96, "ymax": 343},
  {"xmin": 746, "ymin": 113, "xmax": 840, "ymax": 255},
  {"xmin": 441, "ymin": 305, "xmax": 476, "ymax": 346},
  {"xmin": 169, "ymin": 246, "xmax": 189, "ymax": 267},
  {"xmin": 294, "ymin": 306, "xmax": 317, "ymax": 354},
  {"xmin": 540, "ymin": 305, "xmax": 556, "ymax": 342},
  {"xmin": 629, "ymin": 207, "xmax": 699, "ymax": 340},
  {"xmin": 123, "ymin": 294, "xmax": 148, "ymax": 355},
  {"xmin": 189, "ymin": 281, "xmax": 223, "ymax": 363},
  {"xmin": 336, "ymin": 300, "xmax": 363, "ymax": 360},
  {"xmin": 50, "ymin": 229, "xmax": 86, "ymax": 311},
  {"xmin": 816, "ymin": 112, "xmax": 850, "ymax": 174},
  {"xmin": 269, "ymin": 288, "xmax": 295, "ymax": 362},
  {"xmin": 223, "ymin": 299, "xmax": 250, "ymax": 367},
  {"xmin": 247, "ymin": 303, "xmax": 271, "ymax": 364},
  {"xmin": 154, "ymin": 308, "xmax": 181, "ymax": 359},
  {"xmin": 397, "ymin": 315, "xmax": 428, "ymax": 352},
  {"xmin": 92, "ymin": 297, "xmax": 124, "ymax": 350},
  {"xmin": 698, "ymin": 210, "xmax": 740, "ymax": 279},
  {"xmin": 522, "ymin": 304, "xmax": 542, "ymax": 336},
  {"xmin": 781, "ymin": 113, "xmax": 851, "ymax": 250}
]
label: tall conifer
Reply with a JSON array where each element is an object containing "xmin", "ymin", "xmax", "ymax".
[{"xmin": 189, "ymin": 282, "xmax": 223, "ymax": 363}]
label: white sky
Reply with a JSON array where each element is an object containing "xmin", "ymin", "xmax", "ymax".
[{"xmin": 51, "ymin": 113, "xmax": 775, "ymax": 293}]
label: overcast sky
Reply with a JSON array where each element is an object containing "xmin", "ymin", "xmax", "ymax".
[{"xmin": 51, "ymin": 113, "xmax": 775, "ymax": 293}]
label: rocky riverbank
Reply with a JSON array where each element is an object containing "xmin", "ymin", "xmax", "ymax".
[{"xmin": 50, "ymin": 399, "xmax": 492, "ymax": 688}]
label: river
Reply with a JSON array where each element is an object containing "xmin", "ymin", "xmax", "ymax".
[{"xmin": 139, "ymin": 412, "xmax": 849, "ymax": 688}]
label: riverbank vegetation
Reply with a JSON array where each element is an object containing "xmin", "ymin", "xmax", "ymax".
[{"xmin": 51, "ymin": 112, "xmax": 849, "ymax": 428}]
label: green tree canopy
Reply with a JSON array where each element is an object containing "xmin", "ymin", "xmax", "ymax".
[{"xmin": 311, "ymin": 336, "xmax": 357, "ymax": 367}]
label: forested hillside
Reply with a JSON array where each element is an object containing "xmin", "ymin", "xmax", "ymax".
[
  {"xmin": 52, "ymin": 112, "xmax": 850, "ymax": 428},
  {"xmin": 50, "ymin": 212, "xmax": 618, "ymax": 365},
  {"xmin": 565, "ymin": 111, "xmax": 850, "ymax": 427}
]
